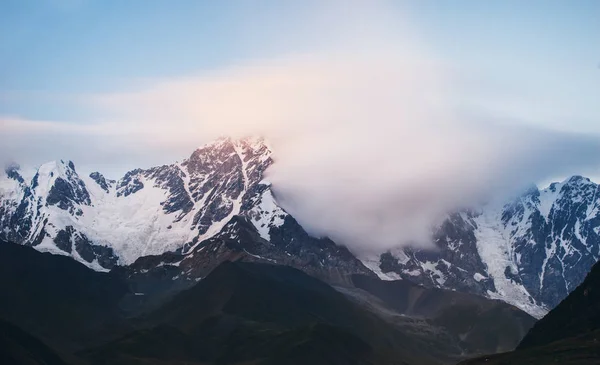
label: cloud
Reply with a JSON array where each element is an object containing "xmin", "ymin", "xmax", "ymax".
[
  {"xmin": 267, "ymin": 120, "xmax": 600, "ymax": 253},
  {"xmin": 2, "ymin": 1, "xmax": 600, "ymax": 253}
]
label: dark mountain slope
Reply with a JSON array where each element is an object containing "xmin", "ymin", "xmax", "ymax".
[
  {"xmin": 0, "ymin": 319, "xmax": 70, "ymax": 365},
  {"xmin": 0, "ymin": 240, "xmax": 131, "ymax": 352},
  {"xmin": 81, "ymin": 321, "xmax": 382, "ymax": 365},
  {"xmin": 518, "ymin": 259, "xmax": 600, "ymax": 349},
  {"xmin": 0, "ymin": 238, "xmax": 544, "ymax": 365},
  {"xmin": 460, "ymin": 331, "xmax": 600, "ymax": 365},
  {"xmin": 459, "ymin": 259, "xmax": 600, "ymax": 365},
  {"xmin": 352, "ymin": 275, "xmax": 536, "ymax": 354},
  {"xmin": 84, "ymin": 261, "xmax": 466, "ymax": 365}
]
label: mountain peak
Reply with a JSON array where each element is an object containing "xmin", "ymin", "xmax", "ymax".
[
  {"xmin": 3, "ymin": 162, "xmax": 25, "ymax": 184},
  {"xmin": 564, "ymin": 174, "xmax": 593, "ymax": 186},
  {"xmin": 197, "ymin": 135, "xmax": 269, "ymax": 152},
  {"xmin": 4, "ymin": 161, "xmax": 20, "ymax": 174},
  {"xmin": 89, "ymin": 172, "xmax": 113, "ymax": 193},
  {"xmin": 31, "ymin": 159, "xmax": 91, "ymax": 213},
  {"xmin": 36, "ymin": 159, "xmax": 76, "ymax": 180}
]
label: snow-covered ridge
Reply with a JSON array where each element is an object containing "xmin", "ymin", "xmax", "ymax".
[
  {"xmin": 0, "ymin": 137, "xmax": 282, "ymax": 269},
  {"xmin": 373, "ymin": 175, "xmax": 600, "ymax": 317}
]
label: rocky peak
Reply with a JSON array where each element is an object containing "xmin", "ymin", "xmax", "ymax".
[
  {"xmin": 185, "ymin": 138, "xmax": 238, "ymax": 178},
  {"xmin": 32, "ymin": 160, "xmax": 91, "ymax": 214},
  {"xmin": 179, "ymin": 137, "xmax": 273, "ymax": 235},
  {"xmin": 184, "ymin": 136, "xmax": 271, "ymax": 181},
  {"xmin": 115, "ymin": 168, "xmax": 145, "ymax": 197},
  {"xmin": 553, "ymin": 175, "xmax": 597, "ymax": 203},
  {"xmin": 4, "ymin": 162, "xmax": 24, "ymax": 184},
  {"xmin": 566, "ymin": 175, "xmax": 592, "ymax": 185},
  {"xmin": 89, "ymin": 172, "xmax": 113, "ymax": 193}
]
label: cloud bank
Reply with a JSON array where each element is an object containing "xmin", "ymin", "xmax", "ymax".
[{"xmin": 2, "ymin": 1, "xmax": 600, "ymax": 253}]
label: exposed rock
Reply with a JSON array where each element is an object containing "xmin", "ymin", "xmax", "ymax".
[{"xmin": 89, "ymin": 172, "xmax": 113, "ymax": 193}]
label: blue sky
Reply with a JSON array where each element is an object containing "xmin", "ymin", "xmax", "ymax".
[
  {"xmin": 1, "ymin": 1, "xmax": 598, "ymax": 122},
  {"xmin": 1, "ymin": 0, "xmax": 599, "ymax": 179}
]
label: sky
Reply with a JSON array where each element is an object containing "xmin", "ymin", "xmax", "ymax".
[
  {"xmin": 1, "ymin": 1, "xmax": 599, "ymax": 144},
  {"xmin": 1, "ymin": 0, "xmax": 600, "ymax": 250}
]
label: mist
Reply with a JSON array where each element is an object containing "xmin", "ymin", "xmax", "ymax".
[{"xmin": 2, "ymin": 1, "xmax": 600, "ymax": 253}]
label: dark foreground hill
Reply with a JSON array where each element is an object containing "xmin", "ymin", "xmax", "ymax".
[
  {"xmin": 0, "ymin": 240, "xmax": 538, "ymax": 365},
  {"xmin": 351, "ymin": 275, "xmax": 535, "ymax": 354},
  {"xmin": 0, "ymin": 240, "xmax": 131, "ymax": 352},
  {"xmin": 459, "ymin": 259, "xmax": 600, "ymax": 365},
  {"xmin": 84, "ymin": 261, "xmax": 435, "ymax": 365},
  {"xmin": 0, "ymin": 319, "xmax": 70, "ymax": 365}
]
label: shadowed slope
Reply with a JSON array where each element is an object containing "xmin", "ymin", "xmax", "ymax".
[
  {"xmin": 459, "ymin": 259, "xmax": 600, "ymax": 365},
  {"xmin": 0, "ymin": 240, "xmax": 130, "ymax": 352},
  {"xmin": 352, "ymin": 275, "xmax": 535, "ymax": 354},
  {"xmin": 0, "ymin": 319, "xmax": 70, "ymax": 365},
  {"xmin": 84, "ymin": 261, "xmax": 463, "ymax": 365}
]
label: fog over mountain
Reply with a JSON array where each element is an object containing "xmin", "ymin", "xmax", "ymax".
[{"xmin": 2, "ymin": 1, "xmax": 600, "ymax": 253}]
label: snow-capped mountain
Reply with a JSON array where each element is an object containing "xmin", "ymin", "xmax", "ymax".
[
  {"xmin": 373, "ymin": 176, "xmax": 600, "ymax": 318},
  {"xmin": 0, "ymin": 137, "xmax": 372, "ymax": 282},
  {"xmin": 2, "ymin": 136, "xmax": 599, "ymax": 318}
]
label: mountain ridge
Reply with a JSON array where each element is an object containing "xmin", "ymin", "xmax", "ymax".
[{"xmin": 2, "ymin": 136, "xmax": 600, "ymax": 317}]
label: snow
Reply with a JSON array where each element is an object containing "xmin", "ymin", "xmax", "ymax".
[
  {"xmin": 474, "ymin": 209, "xmax": 548, "ymax": 318},
  {"xmin": 359, "ymin": 254, "xmax": 402, "ymax": 281},
  {"xmin": 574, "ymin": 220, "xmax": 586, "ymax": 243},
  {"xmin": 403, "ymin": 269, "xmax": 421, "ymax": 277},
  {"xmin": 388, "ymin": 248, "xmax": 411, "ymax": 265},
  {"xmin": 0, "ymin": 171, "xmax": 25, "ymax": 219},
  {"xmin": 473, "ymin": 273, "xmax": 485, "ymax": 282},
  {"xmin": 0, "ymin": 171, "xmax": 20, "ymax": 196},
  {"xmin": 243, "ymin": 248, "xmax": 277, "ymax": 263},
  {"xmin": 248, "ymin": 187, "xmax": 287, "ymax": 241},
  {"xmin": 538, "ymin": 183, "xmax": 561, "ymax": 220},
  {"xmin": 35, "ymin": 161, "xmax": 66, "ymax": 197},
  {"xmin": 35, "ymin": 235, "xmax": 109, "ymax": 272},
  {"xmin": 421, "ymin": 261, "xmax": 446, "ymax": 286},
  {"xmin": 76, "ymin": 172, "xmax": 196, "ymax": 263}
]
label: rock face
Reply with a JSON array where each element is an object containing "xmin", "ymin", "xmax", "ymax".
[{"xmin": 372, "ymin": 177, "xmax": 600, "ymax": 317}]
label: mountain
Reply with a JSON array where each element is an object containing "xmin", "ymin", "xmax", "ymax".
[
  {"xmin": 0, "ymin": 319, "xmax": 70, "ymax": 365},
  {"xmin": 350, "ymin": 275, "xmax": 535, "ymax": 354},
  {"xmin": 0, "ymin": 239, "xmax": 537, "ymax": 364},
  {"xmin": 459, "ymin": 257, "xmax": 600, "ymax": 365},
  {"xmin": 370, "ymin": 177, "xmax": 600, "ymax": 317},
  {"xmin": 82, "ymin": 261, "xmax": 404, "ymax": 365},
  {"xmin": 0, "ymin": 137, "xmax": 275, "ymax": 269},
  {"xmin": 0, "ymin": 137, "xmax": 372, "ymax": 288},
  {"xmin": 2, "ymin": 136, "xmax": 600, "ymax": 317},
  {"xmin": 0, "ymin": 239, "xmax": 131, "ymax": 352},
  {"xmin": 82, "ymin": 261, "xmax": 534, "ymax": 365}
]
